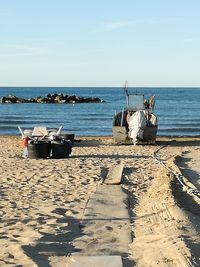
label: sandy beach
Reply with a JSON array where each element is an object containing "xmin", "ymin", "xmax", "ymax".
[{"xmin": 0, "ymin": 135, "xmax": 199, "ymax": 267}]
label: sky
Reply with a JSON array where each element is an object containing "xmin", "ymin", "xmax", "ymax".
[{"xmin": 0, "ymin": 0, "xmax": 200, "ymax": 87}]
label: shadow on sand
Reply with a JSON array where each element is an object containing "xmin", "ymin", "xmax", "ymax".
[{"xmin": 22, "ymin": 214, "xmax": 82, "ymax": 267}]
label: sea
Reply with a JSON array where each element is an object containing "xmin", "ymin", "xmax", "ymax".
[{"xmin": 0, "ymin": 87, "xmax": 200, "ymax": 137}]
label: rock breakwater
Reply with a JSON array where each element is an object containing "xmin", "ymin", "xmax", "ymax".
[{"xmin": 0, "ymin": 93, "xmax": 105, "ymax": 104}]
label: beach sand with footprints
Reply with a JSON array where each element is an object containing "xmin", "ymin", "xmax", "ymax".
[{"xmin": 0, "ymin": 135, "xmax": 199, "ymax": 266}]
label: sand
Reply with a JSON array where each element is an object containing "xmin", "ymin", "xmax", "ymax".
[{"xmin": 0, "ymin": 135, "xmax": 199, "ymax": 267}]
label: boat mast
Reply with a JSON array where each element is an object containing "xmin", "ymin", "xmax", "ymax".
[
  {"xmin": 124, "ymin": 80, "xmax": 128, "ymax": 95},
  {"xmin": 124, "ymin": 80, "xmax": 129, "ymax": 107}
]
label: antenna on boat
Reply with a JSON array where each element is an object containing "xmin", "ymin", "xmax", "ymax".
[
  {"xmin": 124, "ymin": 80, "xmax": 128, "ymax": 96},
  {"xmin": 123, "ymin": 80, "xmax": 129, "ymax": 107}
]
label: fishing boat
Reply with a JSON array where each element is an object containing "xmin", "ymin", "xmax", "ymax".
[{"xmin": 112, "ymin": 82, "xmax": 158, "ymax": 144}]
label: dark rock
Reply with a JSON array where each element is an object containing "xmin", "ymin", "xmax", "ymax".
[
  {"xmin": 0, "ymin": 93, "xmax": 105, "ymax": 104},
  {"xmin": 5, "ymin": 100, "xmax": 12, "ymax": 103},
  {"xmin": 27, "ymin": 98, "xmax": 37, "ymax": 103},
  {"xmin": 16, "ymin": 98, "xmax": 26, "ymax": 103},
  {"xmin": 54, "ymin": 95, "xmax": 64, "ymax": 103},
  {"xmin": 0, "ymin": 96, "xmax": 7, "ymax": 103}
]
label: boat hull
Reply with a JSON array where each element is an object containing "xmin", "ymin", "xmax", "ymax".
[{"xmin": 112, "ymin": 111, "xmax": 157, "ymax": 144}]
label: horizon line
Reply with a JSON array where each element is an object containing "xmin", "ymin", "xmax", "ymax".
[{"xmin": 0, "ymin": 85, "xmax": 200, "ymax": 88}]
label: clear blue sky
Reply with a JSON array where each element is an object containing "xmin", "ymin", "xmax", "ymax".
[{"xmin": 0, "ymin": 0, "xmax": 200, "ymax": 87}]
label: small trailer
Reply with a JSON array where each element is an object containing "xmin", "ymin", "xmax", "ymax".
[{"xmin": 112, "ymin": 84, "xmax": 158, "ymax": 145}]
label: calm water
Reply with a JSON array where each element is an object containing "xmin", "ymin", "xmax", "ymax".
[{"xmin": 0, "ymin": 87, "xmax": 200, "ymax": 136}]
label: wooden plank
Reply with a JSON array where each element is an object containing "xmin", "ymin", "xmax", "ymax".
[
  {"xmin": 79, "ymin": 185, "xmax": 131, "ymax": 255},
  {"xmin": 104, "ymin": 164, "xmax": 124, "ymax": 185},
  {"xmin": 83, "ymin": 185, "xmax": 129, "ymax": 220},
  {"xmin": 66, "ymin": 255, "xmax": 123, "ymax": 267}
]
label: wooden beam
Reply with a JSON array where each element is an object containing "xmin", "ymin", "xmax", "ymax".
[
  {"xmin": 66, "ymin": 255, "xmax": 123, "ymax": 267},
  {"xmin": 104, "ymin": 164, "xmax": 124, "ymax": 185}
]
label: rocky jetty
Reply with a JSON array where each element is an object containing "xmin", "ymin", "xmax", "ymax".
[{"xmin": 0, "ymin": 93, "xmax": 105, "ymax": 104}]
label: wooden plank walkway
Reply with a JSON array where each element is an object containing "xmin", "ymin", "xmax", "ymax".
[
  {"xmin": 49, "ymin": 165, "xmax": 131, "ymax": 266},
  {"xmin": 77, "ymin": 185, "xmax": 131, "ymax": 256},
  {"xmin": 50, "ymin": 255, "xmax": 123, "ymax": 267},
  {"xmin": 104, "ymin": 164, "xmax": 124, "ymax": 185},
  {"xmin": 83, "ymin": 185, "xmax": 129, "ymax": 221}
]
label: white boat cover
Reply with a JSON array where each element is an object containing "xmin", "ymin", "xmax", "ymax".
[{"xmin": 128, "ymin": 110, "xmax": 147, "ymax": 144}]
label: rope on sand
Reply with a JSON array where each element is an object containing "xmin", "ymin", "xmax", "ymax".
[{"xmin": 153, "ymin": 145, "xmax": 200, "ymax": 203}]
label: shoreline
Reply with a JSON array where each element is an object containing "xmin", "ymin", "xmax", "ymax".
[{"xmin": 1, "ymin": 134, "xmax": 200, "ymax": 139}]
